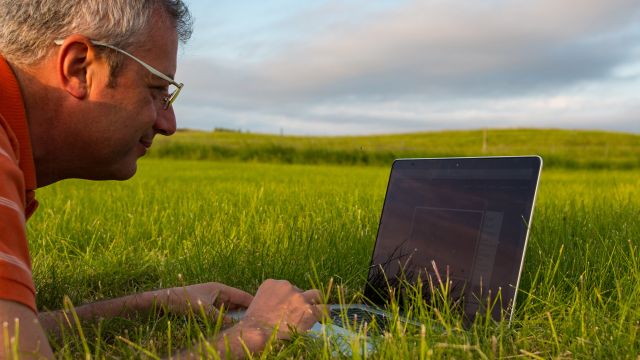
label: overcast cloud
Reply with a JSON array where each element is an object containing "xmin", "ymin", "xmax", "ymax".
[{"xmin": 174, "ymin": 0, "xmax": 640, "ymax": 135}]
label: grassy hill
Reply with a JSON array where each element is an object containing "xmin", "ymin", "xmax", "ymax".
[{"xmin": 150, "ymin": 128, "xmax": 640, "ymax": 169}]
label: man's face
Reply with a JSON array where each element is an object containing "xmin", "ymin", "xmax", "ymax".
[{"xmin": 73, "ymin": 10, "xmax": 179, "ymax": 180}]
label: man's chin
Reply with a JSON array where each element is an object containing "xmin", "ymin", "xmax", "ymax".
[
  {"xmin": 113, "ymin": 162, "xmax": 138, "ymax": 181},
  {"xmin": 85, "ymin": 161, "xmax": 138, "ymax": 181},
  {"xmin": 113, "ymin": 168, "xmax": 137, "ymax": 181}
]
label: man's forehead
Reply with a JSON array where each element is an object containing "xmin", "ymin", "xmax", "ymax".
[
  {"xmin": 135, "ymin": 6, "xmax": 179, "ymax": 77},
  {"xmin": 136, "ymin": 36, "xmax": 179, "ymax": 79}
]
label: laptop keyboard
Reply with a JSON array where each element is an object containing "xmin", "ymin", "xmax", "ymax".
[{"xmin": 330, "ymin": 308, "xmax": 390, "ymax": 332}]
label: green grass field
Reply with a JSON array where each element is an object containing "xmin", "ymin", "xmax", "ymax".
[
  {"xmin": 150, "ymin": 128, "xmax": 640, "ymax": 170},
  {"xmin": 26, "ymin": 129, "xmax": 640, "ymax": 359}
]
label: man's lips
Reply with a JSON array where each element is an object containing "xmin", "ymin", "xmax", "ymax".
[{"xmin": 139, "ymin": 139, "xmax": 153, "ymax": 149}]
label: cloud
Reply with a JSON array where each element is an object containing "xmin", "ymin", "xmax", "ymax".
[{"xmin": 174, "ymin": 0, "xmax": 640, "ymax": 134}]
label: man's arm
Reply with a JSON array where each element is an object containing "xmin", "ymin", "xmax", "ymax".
[
  {"xmin": 2, "ymin": 280, "xmax": 321, "ymax": 359},
  {"xmin": 38, "ymin": 282, "xmax": 254, "ymax": 335},
  {"xmin": 0, "ymin": 299, "xmax": 54, "ymax": 359}
]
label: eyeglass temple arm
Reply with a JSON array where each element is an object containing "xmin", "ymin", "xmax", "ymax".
[{"xmin": 53, "ymin": 39, "xmax": 183, "ymax": 89}]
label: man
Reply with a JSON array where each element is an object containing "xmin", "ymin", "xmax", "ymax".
[{"xmin": 0, "ymin": 0, "xmax": 321, "ymax": 358}]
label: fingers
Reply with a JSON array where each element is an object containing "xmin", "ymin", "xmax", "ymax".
[
  {"xmin": 224, "ymin": 287, "xmax": 254, "ymax": 309},
  {"xmin": 258, "ymin": 280, "xmax": 323, "ymax": 306},
  {"xmin": 202, "ymin": 282, "xmax": 253, "ymax": 310},
  {"xmin": 247, "ymin": 279, "xmax": 324, "ymax": 318},
  {"xmin": 302, "ymin": 289, "xmax": 322, "ymax": 305},
  {"xmin": 313, "ymin": 304, "xmax": 329, "ymax": 319},
  {"xmin": 296, "ymin": 288, "xmax": 325, "ymax": 323}
]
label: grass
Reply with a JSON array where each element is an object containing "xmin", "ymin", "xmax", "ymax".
[
  {"xmin": 27, "ymin": 151, "xmax": 640, "ymax": 358},
  {"xmin": 149, "ymin": 128, "xmax": 640, "ymax": 169}
]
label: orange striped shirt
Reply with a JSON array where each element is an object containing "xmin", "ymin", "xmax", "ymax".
[{"xmin": 0, "ymin": 56, "xmax": 38, "ymax": 313}]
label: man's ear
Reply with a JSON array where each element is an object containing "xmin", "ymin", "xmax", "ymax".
[{"xmin": 56, "ymin": 35, "xmax": 103, "ymax": 99}]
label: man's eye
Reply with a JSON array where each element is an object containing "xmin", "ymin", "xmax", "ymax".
[
  {"xmin": 151, "ymin": 85, "xmax": 168, "ymax": 92},
  {"xmin": 150, "ymin": 86, "xmax": 169, "ymax": 97}
]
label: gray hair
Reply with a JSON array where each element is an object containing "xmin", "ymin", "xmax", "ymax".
[{"xmin": 0, "ymin": 0, "xmax": 193, "ymax": 70}]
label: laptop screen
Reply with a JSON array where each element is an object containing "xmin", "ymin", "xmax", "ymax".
[{"xmin": 364, "ymin": 156, "xmax": 542, "ymax": 322}]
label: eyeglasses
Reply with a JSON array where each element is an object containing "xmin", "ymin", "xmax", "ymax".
[{"xmin": 54, "ymin": 39, "xmax": 183, "ymax": 110}]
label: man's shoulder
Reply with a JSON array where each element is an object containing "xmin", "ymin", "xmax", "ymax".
[{"xmin": 0, "ymin": 113, "xmax": 19, "ymax": 163}]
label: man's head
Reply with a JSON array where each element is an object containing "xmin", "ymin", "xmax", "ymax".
[
  {"xmin": 0, "ymin": 0, "xmax": 193, "ymax": 185},
  {"xmin": 0, "ymin": 0, "xmax": 192, "ymax": 82}
]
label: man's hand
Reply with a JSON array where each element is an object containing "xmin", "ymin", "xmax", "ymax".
[
  {"xmin": 158, "ymin": 282, "xmax": 254, "ymax": 316},
  {"xmin": 189, "ymin": 279, "xmax": 324, "ymax": 359},
  {"xmin": 241, "ymin": 279, "xmax": 322, "ymax": 340}
]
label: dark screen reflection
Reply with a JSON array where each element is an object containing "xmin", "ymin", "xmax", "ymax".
[{"xmin": 364, "ymin": 157, "xmax": 541, "ymax": 322}]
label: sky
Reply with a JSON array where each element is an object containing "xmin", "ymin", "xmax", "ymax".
[{"xmin": 173, "ymin": 0, "xmax": 640, "ymax": 135}]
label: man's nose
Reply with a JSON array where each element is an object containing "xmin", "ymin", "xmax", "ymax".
[{"xmin": 154, "ymin": 106, "xmax": 177, "ymax": 136}]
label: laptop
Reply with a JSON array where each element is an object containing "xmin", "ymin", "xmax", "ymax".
[{"xmin": 234, "ymin": 156, "xmax": 542, "ymax": 346}]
